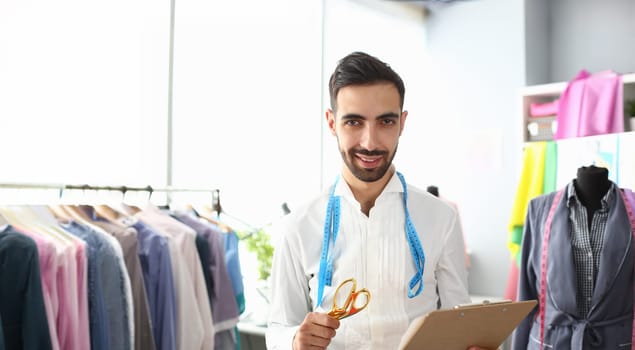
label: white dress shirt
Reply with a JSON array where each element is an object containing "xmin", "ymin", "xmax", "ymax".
[{"xmin": 266, "ymin": 172, "xmax": 470, "ymax": 349}]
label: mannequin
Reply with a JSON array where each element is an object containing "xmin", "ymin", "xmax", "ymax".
[
  {"xmin": 573, "ymin": 165, "xmax": 610, "ymax": 229},
  {"xmin": 426, "ymin": 185, "xmax": 439, "ymax": 197}
]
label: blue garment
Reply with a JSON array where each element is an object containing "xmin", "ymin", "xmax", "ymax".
[
  {"xmin": 222, "ymin": 230, "xmax": 245, "ymax": 314},
  {"xmin": 173, "ymin": 214, "xmax": 240, "ymax": 350},
  {"xmin": 60, "ymin": 222, "xmax": 109, "ymax": 350},
  {"xmin": 173, "ymin": 214, "xmax": 240, "ymax": 327},
  {"xmin": 63, "ymin": 221, "xmax": 129, "ymax": 350},
  {"xmin": 0, "ymin": 226, "xmax": 52, "ymax": 350},
  {"xmin": 132, "ymin": 220, "xmax": 177, "ymax": 350},
  {"xmin": 218, "ymin": 228, "xmax": 245, "ymax": 350}
]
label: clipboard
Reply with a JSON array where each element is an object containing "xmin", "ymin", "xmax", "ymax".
[{"xmin": 398, "ymin": 299, "xmax": 537, "ymax": 350}]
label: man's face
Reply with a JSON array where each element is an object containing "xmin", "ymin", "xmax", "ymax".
[{"xmin": 326, "ymin": 82, "xmax": 407, "ymax": 183}]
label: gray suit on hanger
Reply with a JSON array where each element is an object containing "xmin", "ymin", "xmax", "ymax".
[{"xmin": 512, "ymin": 184, "xmax": 634, "ymax": 350}]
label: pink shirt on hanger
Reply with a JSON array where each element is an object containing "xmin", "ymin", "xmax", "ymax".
[{"xmin": 12, "ymin": 226, "xmax": 61, "ymax": 350}]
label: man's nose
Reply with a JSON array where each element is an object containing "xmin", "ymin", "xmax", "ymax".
[{"xmin": 359, "ymin": 125, "xmax": 378, "ymax": 150}]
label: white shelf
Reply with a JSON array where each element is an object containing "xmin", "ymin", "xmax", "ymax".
[{"xmin": 521, "ymin": 72, "xmax": 635, "ymax": 97}]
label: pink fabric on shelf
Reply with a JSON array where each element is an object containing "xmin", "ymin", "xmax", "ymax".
[
  {"xmin": 554, "ymin": 69, "xmax": 624, "ymax": 139},
  {"xmin": 530, "ymin": 99, "xmax": 559, "ymax": 117}
]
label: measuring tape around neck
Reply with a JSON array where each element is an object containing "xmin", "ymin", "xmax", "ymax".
[{"xmin": 316, "ymin": 172, "xmax": 426, "ymax": 307}]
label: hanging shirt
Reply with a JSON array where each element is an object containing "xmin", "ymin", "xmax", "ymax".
[
  {"xmin": 174, "ymin": 213, "xmax": 240, "ymax": 350},
  {"xmin": 221, "ymin": 229, "xmax": 245, "ymax": 315},
  {"xmin": 136, "ymin": 206, "xmax": 215, "ymax": 350},
  {"xmin": 266, "ymin": 172, "xmax": 470, "ymax": 349},
  {"xmin": 27, "ymin": 205, "xmax": 91, "ymax": 350},
  {"xmin": 173, "ymin": 213, "xmax": 240, "ymax": 331},
  {"xmin": 0, "ymin": 226, "xmax": 53, "ymax": 350},
  {"xmin": 86, "ymin": 213, "xmax": 157, "ymax": 350},
  {"xmin": 130, "ymin": 220, "xmax": 177, "ymax": 350},
  {"xmin": 62, "ymin": 221, "xmax": 130, "ymax": 350},
  {"xmin": 7, "ymin": 224, "xmax": 60, "ymax": 350},
  {"xmin": 9, "ymin": 213, "xmax": 89, "ymax": 350}
]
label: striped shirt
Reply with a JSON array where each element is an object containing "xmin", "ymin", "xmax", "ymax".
[{"xmin": 566, "ymin": 182, "xmax": 613, "ymax": 317}]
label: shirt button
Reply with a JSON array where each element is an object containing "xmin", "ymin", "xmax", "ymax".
[
  {"xmin": 587, "ymin": 276, "xmax": 592, "ymax": 281},
  {"xmin": 587, "ymin": 253, "xmax": 593, "ymax": 257},
  {"xmin": 587, "ymin": 297, "xmax": 592, "ymax": 301}
]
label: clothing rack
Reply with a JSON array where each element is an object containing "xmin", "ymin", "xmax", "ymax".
[{"xmin": 0, "ymin": 182, "xmax": 223, "ymax": 216}]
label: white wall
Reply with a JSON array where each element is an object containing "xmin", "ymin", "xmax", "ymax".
[
  {"xmin": 525, "ymin": 0, "xmax": 635, "ymax": 84},
  {"xmin": 524, "ymin": 0, "xmax": 550, "ymax": 85},
  {"xmin": 421, "ymin": 0, "xmax": 525, "ymax": 296},
  {"xmin": 550, "ymin": 0, "xmax": 635, "ymax": 82}
]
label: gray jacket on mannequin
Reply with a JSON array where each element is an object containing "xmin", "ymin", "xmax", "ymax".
[{"xmin": 512, "ymin": 184, "xmax": 634, "ymax": 350}]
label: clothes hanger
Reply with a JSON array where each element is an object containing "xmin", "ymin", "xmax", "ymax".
[
  {"xmin": 117, "ymin": 187, "xmax": 143, "ymax": 215},
  {"xmin": 48, "ymin": 204, "xmax": 73, "ymax": 221},
  {"xmin": 64, "ymin": 204, "xmax": 104, "ymax": 230},
  {"xmin": 192, "ymin": 189, "xmax": 235, "ymax": 233},
  {"xmin": 83, "ymin": 187, "xmax": 134, "ymax": 228},
  {"xmin": 93, "ymin": 204, "xmax": 129, "ymax": 228},
  {"xmin": 3, "ymin": 205, "xmax": 71, "ymax": 243},
  {"xmin": 0, "ymin": 206, "xmax": 27, "ymax": 229},
  {"xmin": 48, "ymin": 186, "xmax": 77, "ymax": 221},
  {"xmin": 119, "ymin": 202, "xmax": 141, "ymax": 215},
  {"xmin": 35, "ymin": 186, "xmax": 91, "ymax": 242},
  {"xmin": 196, "ymin": 208, "xmax": 232, "ymax": 233},
  {"xmin": 50, "ymin": 188, "xmax": 119, "ymax": 240}
]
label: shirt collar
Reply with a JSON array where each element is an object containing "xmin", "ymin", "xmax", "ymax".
[
  {"xmin": 332, "ymin": 171, "xmax": 403, "ymax": 206},
  {"xmin": 566, "ymin": 180, "xmax": 615, "ymax": 210}
]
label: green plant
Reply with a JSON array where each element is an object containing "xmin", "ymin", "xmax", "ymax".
[
  {"xmin": 625, "ymin": 99, "xmax": 635, "ymax": 117},
  {"xmin": 238, "ymin": 228, "xmax": 274, "ymax": 281}
]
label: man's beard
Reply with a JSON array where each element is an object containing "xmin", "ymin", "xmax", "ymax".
[{"xmin": 339, "ymin": 144, "xmax": 397, "ymax": 182}]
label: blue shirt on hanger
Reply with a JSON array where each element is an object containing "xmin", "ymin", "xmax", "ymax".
[{"xmin": 131, "ymin": 220, "xmax": 178, "ymax": 350}]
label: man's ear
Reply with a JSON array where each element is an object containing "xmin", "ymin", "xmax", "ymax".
[
  {"xmin": 399, "ymin": 110, "xmax": 408, "ymax": 136},
  {"xmin": 326, "ymin": 109, "xmax": 337, "ymax": 135}
]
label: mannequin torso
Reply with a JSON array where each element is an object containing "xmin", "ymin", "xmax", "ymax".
[{"xmin": 573, "ymin": 165, "xmax": 610, "ymax": 228}]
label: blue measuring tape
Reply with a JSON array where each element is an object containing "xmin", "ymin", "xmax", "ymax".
[{"xmin": 316, "ymin": 172, "xmax": 426, "ymax": 307}]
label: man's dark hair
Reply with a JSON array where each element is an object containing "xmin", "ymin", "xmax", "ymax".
[{"xmin": 328, "ymin": 51, "xmax": 406, "ymax": 111}]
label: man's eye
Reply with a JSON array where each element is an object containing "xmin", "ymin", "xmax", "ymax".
[
  {"xmin": 382, "ymin": 119, "xmax": 396, "ymax": 125},
  {"xmin": 345, "ymin": 120, "xmax": 360, "ymax": 126}
]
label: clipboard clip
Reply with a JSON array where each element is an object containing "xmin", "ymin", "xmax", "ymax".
[{"xmin": 453, "ymin": 299, "xmax": 512, "ymax": 309}]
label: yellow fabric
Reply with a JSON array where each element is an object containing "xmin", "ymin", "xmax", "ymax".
[{"xmin": 507, "ymin": 142, "xmax": 547, "ymax": 259}]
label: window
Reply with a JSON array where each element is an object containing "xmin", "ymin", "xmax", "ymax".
[{"xmin": 0, "ymin": 0, "xmax": 169, "ymax": 188}]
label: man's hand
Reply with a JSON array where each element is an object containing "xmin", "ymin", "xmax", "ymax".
[{"xmin": 293, "ymin": 312, "xmax": 340, "ymax": 350}]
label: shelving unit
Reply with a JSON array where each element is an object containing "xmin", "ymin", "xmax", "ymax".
[{"xmin": 520, "ymin": 72, "xmax": 635, "ymax": 143}]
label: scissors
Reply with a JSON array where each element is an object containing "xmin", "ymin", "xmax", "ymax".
[{"xmin": 327, "ymin": 278, "xmax": 371, "ymax": 320}]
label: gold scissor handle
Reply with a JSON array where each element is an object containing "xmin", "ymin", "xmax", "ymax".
[{"xmin": 327, "ymin": 278, "xmax": 371, "ymax": 320}]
